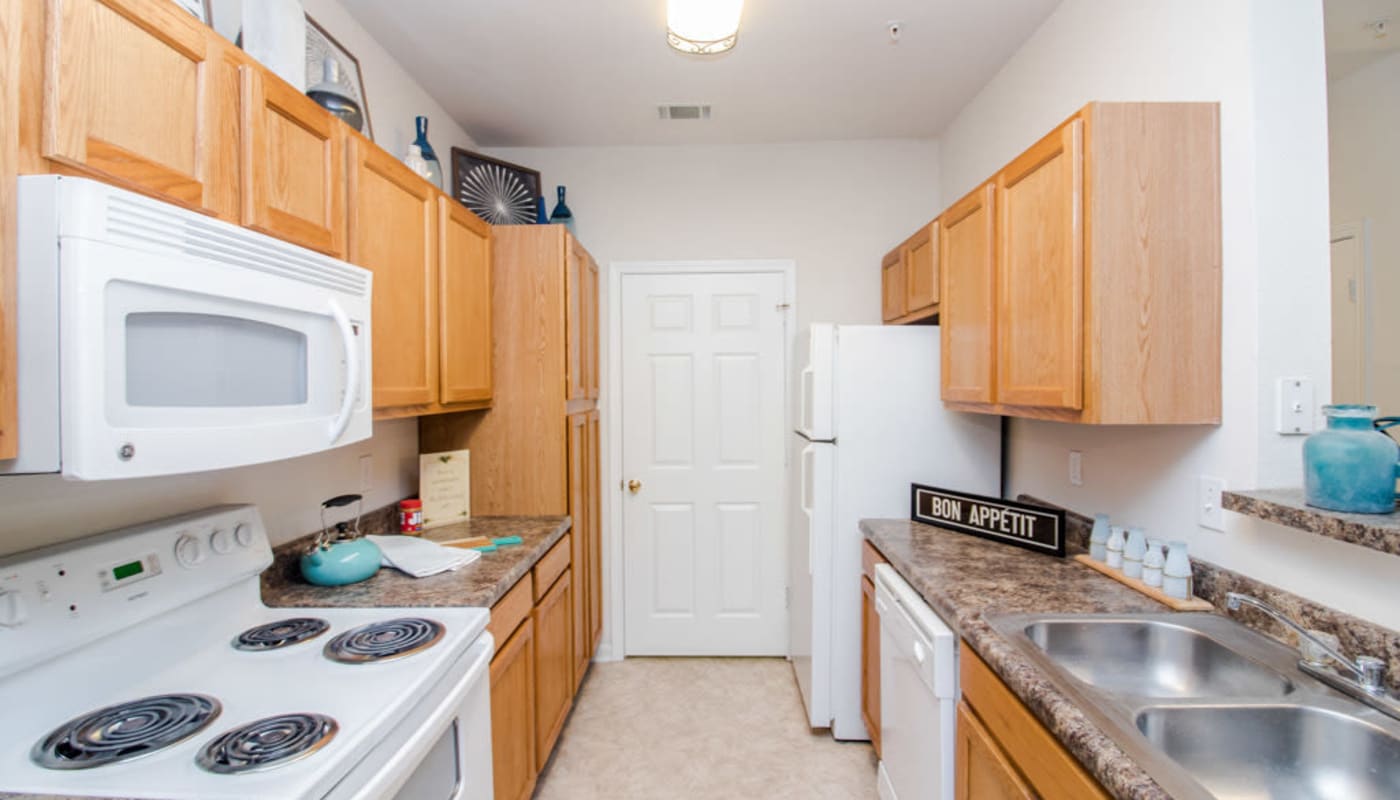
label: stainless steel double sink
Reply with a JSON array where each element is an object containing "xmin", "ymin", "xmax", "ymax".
[{"xmin": 986, "ymin": 613, "xmax": 1400, "ymax": 799}]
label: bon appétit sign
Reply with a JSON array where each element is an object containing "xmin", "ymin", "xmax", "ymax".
[{"xmin": 910, "ymin": 484, "xmax": 1066, "ymax": 557}]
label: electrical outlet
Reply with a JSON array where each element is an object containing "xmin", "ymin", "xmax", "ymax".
[
  {"xmin": 358, "ymin": 454, "xmax": 374, "ymax": 493},
  {"xmin": 1069, "ymin": 451, "xmax": 1084, "ymax": 486},
  {"xmin": 1199, "ymin": 475, "xmax": 1226, "ymax": 531}
]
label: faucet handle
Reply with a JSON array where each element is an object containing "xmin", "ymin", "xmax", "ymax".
[
  {"xmin": 1357, "ymin": 656, "xmax": 1388, "ymax": 693},
  {"xmin": 1299, "ymin": 629, "xmax": 1341, "ymax": 667}
]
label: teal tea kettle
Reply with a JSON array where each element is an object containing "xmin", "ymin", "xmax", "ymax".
[{"xmin": 300, "ymin": 494, "xmax": 382, "ymax": 586}]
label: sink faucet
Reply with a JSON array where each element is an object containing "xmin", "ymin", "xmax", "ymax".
[{"xmin": 1226, "ymin": 592, "xmax": 1400, "ymax": 720}]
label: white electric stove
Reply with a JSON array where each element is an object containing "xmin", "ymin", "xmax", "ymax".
[{"xmin": 0, "ymin": 505, "xmax": 494, "ymax": 800}]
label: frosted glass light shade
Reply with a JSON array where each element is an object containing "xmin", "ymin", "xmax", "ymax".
[{"xmin": 667, "ymin": 0, "xmax": 744, "ymax": 55}]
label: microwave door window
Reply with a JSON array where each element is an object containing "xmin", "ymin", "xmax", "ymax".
[{"xmin": 125, "ymin": 312, "xmax": 309, "ymax": 407}]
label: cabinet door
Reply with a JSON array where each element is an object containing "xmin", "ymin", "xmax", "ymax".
[
  {"xmin": 490, "ymin": 619, "xmax": 537, "ymax": 800},
  {"xmin": 996, "ymin": 119, "xmax": 1084, "ymax": 409},
  {"xmin": 955, "ymin": 703, "xmax": 1034, "ymax": 800},
  {"xmin": 533, "ymin": 569, "xmax": 574, "ymax": 769},
  {"xmin": 565, "ymin": 236, "xmax": 587, "ymax": 403},
  {"xmin": 567, "ymin": 411, "xmax": 590, "ymax": 687},
  {"xmin": 586, "ymin": 409, "xmax": 603, "ymax": 653},
  {"xmin": 348, "ymin": 136, "xmax": 437, "ymax": 409},
  {"xmin": 905, "ymin": 222, "xmax": 939, "ymax": 314},
  {"xmin": 860, "ymin": 576, "xmax": 881, "ymax": 758},
  {"xmin": 43, "ymin": 0, "xmax": 239, "ymax": 219},
  {"xmin": 242, "ymin": 67, "xmax": 346, "ymax": 257},
  {"xmin": 881, "ymin": 246, "xmax": 907, "ymax": 322},
  {"xmin": 584, "ymin": 252, "xmax": 600, "ymax": 400},
  {"xmin": 439, "ymin": 197, "xmax": 493, "ymax": 405},
  {"xmin": 940, "ymin": 183, "xmax": 997, "ymax": 404}
]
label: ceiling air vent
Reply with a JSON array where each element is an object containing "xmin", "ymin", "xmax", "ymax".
[{"xmin": 658, "ymin": 104, "xmax": 712, "ymax": 121}]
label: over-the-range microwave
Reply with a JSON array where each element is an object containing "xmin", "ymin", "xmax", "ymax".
[{"xmin": 1, "ymin": 176, "xmax": 373, "ymax": 480}]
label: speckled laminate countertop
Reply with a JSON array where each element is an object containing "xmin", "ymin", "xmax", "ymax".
[
  {"xmin": 862, "ymin": 518, "xmax": 1173, "ymax": 800},
  {"xmin": 261, "ymin": 516, "xmax": 571, "ymax": 609}
]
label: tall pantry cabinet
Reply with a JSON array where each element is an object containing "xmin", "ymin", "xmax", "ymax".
[{"xmin": 420, "ymin": 222, "xmax": 603, "ymax": 668}]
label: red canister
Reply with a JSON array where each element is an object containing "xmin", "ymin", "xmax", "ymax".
[{"xmin": 398, "ymin": 499, "xmax": 424, "ymax": 534}]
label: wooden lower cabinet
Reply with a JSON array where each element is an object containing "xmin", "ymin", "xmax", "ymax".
[
  {"xmin": 955, "ymin": 703, "xmax": 1033, "ymax": 800},
  {"xmin": 490, "ymin": 618, "xmax": 537, "ymax": 800},
  {"xmin": 958, "ymin": 642, "xmax": 1109, "ymax": 800},
  {"xmin": 532, "ymin": 569, "xmax": 574, "ymax": 770},
  {"xmin": 860, "ymin": 576, "xmax": 881, "ymax": 757}
]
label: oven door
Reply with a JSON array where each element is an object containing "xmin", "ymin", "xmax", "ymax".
[
  {"xmin": 333, "ymin": 637, "xmax": 494, "ymax": 800},
  {"xmin": 59, "ymin": 235, "xmax": 371, "ymax": 480}
]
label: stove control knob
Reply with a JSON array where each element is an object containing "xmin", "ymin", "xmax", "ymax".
[
  {"xmin": 174, "ymin": 534, "xmax": 205, "ymax": 569},
  {"xmin": 0, "ymin": 590, "xmax": 29, "ymax": 628},
  {"xmin": 233, "ymin": 523, "xmax": 253, "ymax": 548},
  {"xmin": 209, "ymin": 528, "xmax": 234, "ymax": 555}
]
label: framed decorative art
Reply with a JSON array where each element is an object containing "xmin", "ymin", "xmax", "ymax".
[
  {"xmin": 304, "ymin": 15, "xmax": 374, "ymax": 141},
  {"xmin": 451, "ymin": 148, "xmax": 542, "ymax": 225}
]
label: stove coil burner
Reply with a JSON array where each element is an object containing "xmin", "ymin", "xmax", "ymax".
[
  {"xmin": 323, "ymin": 617, "xmax": 445, "ymax": 664},
  {"xmin": 31, "ymin": 693, "xmax": 221, "ymax": 770},
  {"xmin": 196, "ymin": 712, "xmax": 338, "ymax": 774},
  {"xmin": 233, "ymin": 617, "xmax": 331, "ymax": 651}
]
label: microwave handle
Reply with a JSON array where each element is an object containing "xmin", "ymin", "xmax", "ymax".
[{"xmin": 327, "ymin": 299, "xmax": 361, "ymax": 444}]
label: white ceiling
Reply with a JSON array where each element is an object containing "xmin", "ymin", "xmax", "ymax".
[
  {"xmin": 340, "ymin": 0, "xmax": 1061, "ymax": 147},
  {"xmin": 1325, "ymin": 0, "xmax": 1400, "ymax": 80}
]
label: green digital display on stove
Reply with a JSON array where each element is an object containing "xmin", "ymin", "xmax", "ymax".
[{"xmin": 113, "ymin": 561, "xmax": 144, "ymax": 581}]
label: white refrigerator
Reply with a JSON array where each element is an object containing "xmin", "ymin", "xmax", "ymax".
[{"xmin": 788, "ymin": 324, "xmax": 1001, "ymax": 740}]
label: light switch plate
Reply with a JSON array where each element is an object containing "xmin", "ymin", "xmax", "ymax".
[
  {"xmin": 1276, "ymin": 378, "xmax": 1315, "ymax": 435},
  {"xmin": 1069, "ymin": 451, "xmax": 1084, "ymax": 486},
  {"xmin": 358, "ymin": 454, "xmax": 374, "ymax": 493},
  {"xmin": 1199, "ymin": 475, "xmax": 1227, "ymax": 531}
]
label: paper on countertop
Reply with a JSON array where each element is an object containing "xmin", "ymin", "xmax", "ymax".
[{"xmin": 367, "ymin": 534, "xmax": 481, "ymax": 578}]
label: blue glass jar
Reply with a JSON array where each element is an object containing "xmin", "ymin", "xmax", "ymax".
[
  {"xmin": 412, "ymin": 116, "xmax": 444, "ymax": 191},
  {"xmin": 549, "ymin": 185, "xmax": 574, "ymax": 231},
  {"xmin": 1303, "ymin": 405, "xmax": 1400, "ymax": 514}
]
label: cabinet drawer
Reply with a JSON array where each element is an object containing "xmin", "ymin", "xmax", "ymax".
[
  {"xmin": 959, "ymin": 642, "xmax": 1108, "ymax": 799},
  {"xmin": 862, "ymin": 540, "xmax": 887, "ymax": 582},
  {"xmin": 533, "ymin": 534, "xmax": 571, "ymax": 602},
  {"xmin": 488, "ymin": 572, "xmax": 534, "ymax": 645}
]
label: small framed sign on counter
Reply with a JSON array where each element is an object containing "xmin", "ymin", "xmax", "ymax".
[
  {"xmin": 419, "ymin": 450, "xmax": 471, "ymax": 529},
  {"xmin": 911, "ymin": 484, "xmax": 1066, "ymax": 557}
]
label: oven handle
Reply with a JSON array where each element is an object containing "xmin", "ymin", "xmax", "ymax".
[{"xmin": 328, "ymin": 299, "xmax": 360, "ymax": 444}]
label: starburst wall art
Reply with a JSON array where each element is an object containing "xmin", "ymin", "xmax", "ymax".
[{"xmin": 450, "ymin": 148, "xmax": 543, "ymax": 225}]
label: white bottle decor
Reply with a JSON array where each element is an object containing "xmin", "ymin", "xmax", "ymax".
[
  {"xmin": 1106, "ymin": 526, "xmax": 1125, "ymax": 569},
  {"xmin": 1142, "ymin": 539, "xmax": 1165, "ymax": 588},
  {"xmin": 1123, "ymin": 527, "xmax": 1147, "ymax": 579},
  {"xmin": 1163, "ymin": 541, "xmax": 1193, "ymax": 600},
  {"xmin": 1089, "ymin": 513, "xmax": 1111, "ymax": 562},
  {"xmin": 403, "ymin": 145, "xmax": 432, "ymax": 181}
]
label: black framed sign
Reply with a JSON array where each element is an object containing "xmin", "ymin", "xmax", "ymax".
[{"xmin": 910, "ymin": 484, "xmax": 1066, "ymax": 558}]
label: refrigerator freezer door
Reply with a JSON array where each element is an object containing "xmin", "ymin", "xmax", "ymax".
[{"xmin": 796, "ymin": 323, "xmax": 835, "ymax": 441}]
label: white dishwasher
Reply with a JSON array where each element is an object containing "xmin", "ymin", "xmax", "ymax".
[{"xmin": 874, "ymin": 564, "xmax": 958, "ymax": 800}]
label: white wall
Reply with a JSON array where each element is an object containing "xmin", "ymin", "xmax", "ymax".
[
  {"xmin": 1328, "ymin": 50, "xmax": 1400, "ymax": 415},
  {"xmin": 939, "ymin": 0, "xmax": 1398, "ymax": 628},
  {"xmin": 0, "ymin": 419, "xmax": 418, "ymax": 556},
  {"xmin": 483, "ymin": 140, "xmax": 941, "ymax": 332},
  {"xmin": 211, "ymin": 0, "xmax": 477, "ymax": 160}
]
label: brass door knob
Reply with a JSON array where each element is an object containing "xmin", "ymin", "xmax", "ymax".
[{"xmin": 627, "ymin": 479, "xmax": 642, "ymax": 494}]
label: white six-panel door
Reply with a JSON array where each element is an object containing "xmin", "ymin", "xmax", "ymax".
[{"xmin": 620, "ymin": 271, "xmax": 788, "ymax": 655}]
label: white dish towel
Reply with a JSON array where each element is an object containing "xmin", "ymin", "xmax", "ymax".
[{"xmin": 367, "ymin": 535, "xmax": 480, "ymax": 578}]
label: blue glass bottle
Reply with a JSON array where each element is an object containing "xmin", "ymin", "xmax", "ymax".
[
  {"xmin": 1303, "ymin": 405, "xmax": 1400, "ymax": 514},
  {"xmin": 549, "ymin": 185, "xmax": 574, "ymax": 231},
  {"xmin": 536, "ymin": 196, "xmax": 549, "ymax": 225},
  {"xmin": 412, "ymin": 116, "xmax": 444, "ymax": 191}
]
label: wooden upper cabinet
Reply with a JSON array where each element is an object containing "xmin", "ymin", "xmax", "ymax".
[
  {"xmin": 881, "ymin": 246, "xmax": 907, "ymax": 322},
  {"xmin": 42, "ymin": 0, "xmax": 239, "ymax": 219},
  {"xmin": 241, "ymin": 66, "xmax": 346, "ymax": 257},
  {"xmin": 564, "ymin": 237, "xmax": 585, "ymax": 403},
  {"xmin": 438, "ymin": 197, "xmax": 493, "ymax": 406},
  {"xmin": 906, "ymin": 222, "xmax": 939, "ymax": 314},
  {"xmin": 348, "ymin": 134, "xmax": 438, "ymax": 410},
  {"xmin": 940, "ymin": 183, "xmax": 998, "ymax": 405},
  {"xmin": 584, "ymin": 251, "xmax": 600, "ymax": 400},
  {"xmin": 940, "ymin": 103, "xmax": 1221, "ymax": 425},
  {"xmin": 996, "ymin": 119, "xmax": 1084, "ymax": 411}
]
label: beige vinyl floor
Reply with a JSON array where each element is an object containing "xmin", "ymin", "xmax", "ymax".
[{"xmin": 533, "ymin": 657, "xmax": 878, "ymax": 800}]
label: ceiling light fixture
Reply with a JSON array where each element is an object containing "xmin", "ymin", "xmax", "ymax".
[{"xmin": 667, "ymin": 0, "xmax": 744, "ymax": 55}]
